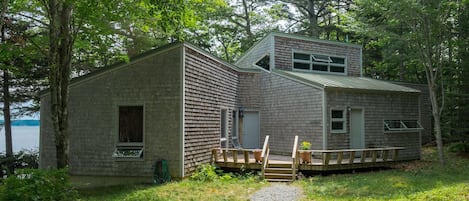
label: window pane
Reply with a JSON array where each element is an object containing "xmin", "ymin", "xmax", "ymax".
[
  {"xmin": 384, "ymin": 120, "xmax": 404, "ymax": 129},
  {"xmin": 330, "ymin": 66, "xmax": 345, "ymax": 73},
  {"xmin": 402, "ymin": 120, "xmax": 422, "ymax": 129},
  {"xmin": 332, "ymin": 121, "xmax": 344, "ymax": 130},
  {"xmin": 221, "ymin": 109, "xmax": 227, "ymax": 138},
  {"xmin": 119, "ymin": 106, "xmax": 143, "ymax": 143},
  {"xmin": 312, "ymin": 64, "xmax": 328, "ymax": 71},
  {"xmin": 331, "ymin": 57, "xmax": 345, "ymax": 64},
  {"xmin": 294, "ymin": 53, "xmax": 310, "ymax": 60},
  {"xmin": 331, "ymin": 110, "xmax": 343, "ymax": 118},
  {"xmin": 294, "ymin": 62, "xmax": 310, "ymax": 70},
  {"xmin": 256, "ymin": 55, "xmax": 270, "ymax": 71},
  {"xmin": 312, "ymin": 54, "xmax": 332, "ymax": 62}
]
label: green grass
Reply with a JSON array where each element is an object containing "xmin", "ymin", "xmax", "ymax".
[
  {"xmin": 78, "ymin": 147, "xmax": 469, "ymax": 201},
  {"xmin": 78, "ymin": 176, "xmax": 267, "ymax": 201},
  {"xmin": 297, "ymin": 148, "xmax": 469, "ymax": 201}
]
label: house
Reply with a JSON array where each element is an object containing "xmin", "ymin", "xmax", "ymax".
[{"xmin": 39, "ymin": 32, "xmax": 431, "ymax": 186}]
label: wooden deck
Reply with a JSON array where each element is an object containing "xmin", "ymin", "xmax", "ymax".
[{"xmin": 211, "ymin": 147, "xmax": 404, "ymax": 172}]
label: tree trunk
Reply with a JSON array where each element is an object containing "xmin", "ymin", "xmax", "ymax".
[
  {"xmin": 48, "ymin": 0, "xmax": 74, "ymax": 168},
  {"xmin": 1, "ymin": 0, "xmax": 12, "ymax": 157},
  {"xmin": 428, "ymin": 82, "xmax": 445, "ymax": 165},
  {"xmin": 307, "ymin": 0, "xmax": 319, "ymax": 38},
  {"xmin": 2, "ymin": 70, "xmax": 12, "ymax": 157}
]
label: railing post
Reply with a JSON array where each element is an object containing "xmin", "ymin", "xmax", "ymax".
[
  {"xmin": 261, "ymin": 136, "xmax": 270, "ymax": 179},
  {"xmin": 232, "ymin": 150, "xmax": 238, "ymax": 165},
  {"xmin": 291, "ymin": 135, "xmax": 299, "ymax": 181}
]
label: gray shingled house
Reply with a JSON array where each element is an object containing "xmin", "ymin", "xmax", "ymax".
[{"xmin": 39, "ymin": 32, "xmax": 430, "ymax": 185}]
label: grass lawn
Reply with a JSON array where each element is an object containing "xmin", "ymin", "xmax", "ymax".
[
  {"xmin": 77, "ymin": 147, "xmax": 469, "ymax": 201},
  {"xmin": 297, "ymin": 147, "xmax": 469, "ymax": 201},
  {"xmin": 78, "ymin": 176, "xmax": 267, "ymax": 201}
]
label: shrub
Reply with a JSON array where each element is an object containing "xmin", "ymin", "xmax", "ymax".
[
  {"xmin": 0, "ymin": 169, "xmax": 77, "ymax": 201},
  {"xmin": 190, "ymin": 164, "xmax": 219, "ymax": 182},
  {"xmin": 448, "ymin": 142, "xmax": 469, "ymax": 153},
  {"xmin": 0, "ymin": 149, "xmax": 39, "ymax": 178}
]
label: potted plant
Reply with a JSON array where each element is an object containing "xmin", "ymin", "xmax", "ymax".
[
  {"xmin": 253, "ymin": 149, "xmax": 262, "ymax": 163},
  {"xmin": 299, "ymin": 141, "xmax": 312, "ymax": 164}
]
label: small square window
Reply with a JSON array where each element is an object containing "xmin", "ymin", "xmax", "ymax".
[{"xmin": 331, "ymin": 109, "xmax": 346, "ymax": 133}]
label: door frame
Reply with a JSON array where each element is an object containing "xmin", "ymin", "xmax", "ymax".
[
  {"xmin": 241, "ymin": 109, "xmax": 260, "ymax": 149},
  {"xmin": 349, "ymin": 107, "xmax": 365, "ymax": 149}
]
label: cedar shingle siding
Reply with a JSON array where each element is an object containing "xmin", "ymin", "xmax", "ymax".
[
  {"xmin": 274, "ymin": 36, "xmax": 362, "ymax": 76},
  {"xmin": 39, "ymin": 33, "xmax": 430, "ymax": 185},
  {"xmin": 183, "ymin": 47, "xmax": 239, "ymax": 174},
  {"xmin": 326, "ymin": 90, "xmax": 421, "ymax": 160},
  {"xmin": 40, "ymin": 46, "xmax": 183, "ymax": 178}
]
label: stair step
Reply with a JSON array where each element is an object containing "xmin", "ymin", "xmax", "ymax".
[
  {"xmin": 267, "ymin": 163, "xmax": 293, "ymax": 168},
  {"xmin": 264, "ymin": 173, "xmax": 296, "ymax": 180},
  {"xmin": 264, "ymin": 168, "xmax": 293, "ymax": 174},
  {"xmin": 266, "ymin": 178, "xmax": 294, "ymax": 182}
]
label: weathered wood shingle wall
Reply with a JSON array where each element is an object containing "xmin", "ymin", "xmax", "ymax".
[
  {"xmin": 184, "ymin": 47, "xmax": 239, "ymax": 174},
  {"xmin": 392, "ymin": 82, "xmax": 433, "ymax": 144},
  {"xmin": 260, "ymin": 72, "xmax": 324, "ymax": 154},
  {"xmin": 327, "ymin": 90, "xmax": 421, "ymax": 160},
  {"xmin": 40, "ymin": 46, "xmax": 183, "ymax": 178},
  {"xmin": 235, "ymin": 36, "xmax": 272, "ymax": 69},
  {"xmin": 274, "ymin": 36, "xmax": 362, "ymax": 76}
]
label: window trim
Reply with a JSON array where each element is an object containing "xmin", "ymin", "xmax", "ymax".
[
  {"xmin": 254, "ymin": 53, "xmax": 271, "ymax": 72},
  {"xmin": 331, "ymin": 109, "xmax": 346, "ymax": 133},
  {"xmin": 220, "ymin": 108, "xmax": 228, "ymax": 148},
  {"xmin": 292, "ymin": 50, "xmax": 347, "ymax": 75},
  {"xmin": 384, "ymin": 120, "xmax": 423, "ymax": 133},
  {"xmin": 113, "ymin": 104, "xmax": 145, "ymax": 160}
]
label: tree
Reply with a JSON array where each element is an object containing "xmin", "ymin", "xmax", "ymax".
[{"xmin": 38, "ymin": 0, "xmax": 203, "ymax": 168}]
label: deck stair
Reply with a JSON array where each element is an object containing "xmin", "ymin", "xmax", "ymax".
[{"xmin": 264, "ymin": 163, "xmax": 296, "ymax": 182}]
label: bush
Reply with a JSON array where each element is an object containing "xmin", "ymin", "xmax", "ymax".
[
  {"xmin": 190, "ymin": 164, "xmax": 219, "ymax": 182},
  {"xmin": 0, "ymin": 169, "xmax": 77, "ymax": 201},
  {"xmin": 448, "ymin": 142, "xmax": 469, "ymax": 153},
  {"xmin": 0, "ymin": 149, "xmax": 39, "ymax": 179}
]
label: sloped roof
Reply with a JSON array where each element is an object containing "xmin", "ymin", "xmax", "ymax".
[{"xmin": 275, "ymin": 70, "xmax": 420, "ymax": 93}]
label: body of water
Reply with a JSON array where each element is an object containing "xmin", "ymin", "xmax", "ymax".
[{"xmin": 0, "ymin": 126, "xmax": 40, "ymax": 153}]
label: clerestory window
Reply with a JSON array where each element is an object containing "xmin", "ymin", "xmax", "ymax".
[
  {"xmin": 293, "ymin": 52, "xmax": 346, "ymax": 74},
  {"xmin": 384, "ymin": 120, "xmax": 423, "ymax": 133}
]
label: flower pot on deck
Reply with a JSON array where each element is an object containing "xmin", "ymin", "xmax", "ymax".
[
  {"xmin": 299, "ymin": 150, "xmax": 312, "ymax": 164},
  {"xmin": 253, "ymin": 149, "xmax": 262, "ymax": 163}
]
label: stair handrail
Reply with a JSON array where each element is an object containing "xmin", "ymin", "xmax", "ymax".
[
  {"xmin": 261, "ymin": 135, "xmax": 270, "ymax": 178},
  {"xmin": 291, "ymin": 135, "xmax": 299, "ymax": 181}
]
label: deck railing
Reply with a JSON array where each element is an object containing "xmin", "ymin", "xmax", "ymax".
[
  {"xmin": 309, "ymin": 147, "xmax": 404, "ymax": 166},
  {"xmin": 291, "ymin": 136, "xmax": 299, "ymax": 181},
  {"xmin": 260, "ymin": 136, "xmax": 270, "ymax": 178}
]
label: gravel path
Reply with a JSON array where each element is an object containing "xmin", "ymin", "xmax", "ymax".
[{"xmin": 249, "ymin": 183, "xmax": 303, "ymax": 201}]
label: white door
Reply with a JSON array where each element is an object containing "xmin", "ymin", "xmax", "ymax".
[
  {"xmin": 350, "ymin": 109, "xmax": 365, "ymax": 149},
  {"xmin": 242, "ymin": 111, "xmax": 260, "ymax": 149}
]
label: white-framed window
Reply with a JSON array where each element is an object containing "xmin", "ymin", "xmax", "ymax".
[
  {"xmin": 220, "ymin": 109, "xmax": 228, "ymax": 148},
  {"xmin": 113, "ymin": 106, "xmax": 144, "ymax": 159},
  {"xmin": 331, "ymin": 109, "xmax": 346, "ymax": 133},
  {"xmin": 384, "ymin": 120, "xmax": 423, "ymax": 132},
  {"xmin": 293, "ymin": 52, "xmax": 346, "ymax": 74}
]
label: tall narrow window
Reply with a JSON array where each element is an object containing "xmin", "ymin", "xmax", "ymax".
[
  {"xmin": 220, "ymin": 109, "xmax": 228, "ymax": 148},
  {"xmin": 119, "ymin": 106, "xmax": 143, "ymax": 143},
  {"xmin": 113, "ymin": 106, "xmax": 144, "ymax": 159},
  {"xmin": 331, "ymin": 109, "xmax": 346, "ymax": 133}
]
